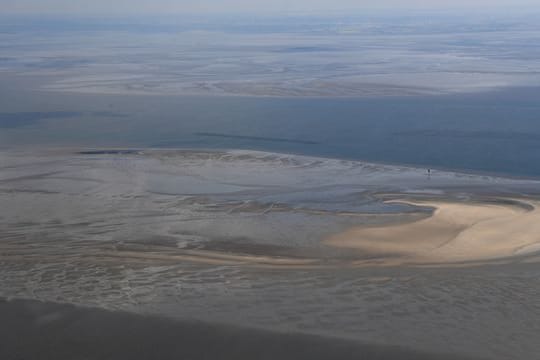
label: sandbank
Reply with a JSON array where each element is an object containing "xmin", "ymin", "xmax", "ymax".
[{"xmin": 327, "ymin": 198, "xmax": 540, "ymax": 265}]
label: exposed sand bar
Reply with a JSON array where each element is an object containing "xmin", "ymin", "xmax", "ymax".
[
  {"xmin": 5, "ymin": 198, "xmax": 539, "ymax": 268},
  {"xmin": 2, "ymin": 149, "xmax": 540, "ymax": 269},
  {"xmin": 327, "ymin": 198, "xmax": 540, "ymax": 265},
  {"xmin": 5, "ymin": 197, "xmax": 534, "ymax": 269}
]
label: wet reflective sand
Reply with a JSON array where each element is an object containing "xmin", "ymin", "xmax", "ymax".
[{"xmin": 1, "ymin": 149, "xmax": 540, "ymax": 359}]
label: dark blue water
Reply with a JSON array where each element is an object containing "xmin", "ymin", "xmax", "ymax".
[{"xmin": 1, "ymin": 86, "xmax": 540, "ymax": 178}]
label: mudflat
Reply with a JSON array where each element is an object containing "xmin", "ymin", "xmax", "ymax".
[
  {"xmin": 1, "ymin": 149, "xmax": 540, "ymax": 360},
  {"xmin": 0, "ymin": 298, "xmax": 477, "ymax": 360}
]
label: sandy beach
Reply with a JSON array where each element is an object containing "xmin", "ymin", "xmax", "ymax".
[
  {"xmin": 327, "ymin": 198, "xmax": 540, "ymax": 265},
  {"xmin": 70, "ymin": 197, "xmax": 540, "ymax": 268},
  {"xmin": 94, "ymin": 196, "xmax": 540, "ymax": 268}
]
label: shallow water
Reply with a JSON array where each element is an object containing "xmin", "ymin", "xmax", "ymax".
[{"xmin": 2, "ymin": 80, "xmax": 540, "ymax": 177}]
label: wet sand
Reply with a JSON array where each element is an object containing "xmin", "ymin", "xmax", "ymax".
[
  {"xmin": 2, "ymin": 149, "xmax": 540, "ymax": 359},
  {"xmin": 89, "ymin": 197, "xmax": 540, "ymax": 268},
  {"xmin": 0, "ymin": 298, "xmax": 481, "ymax": 360}
]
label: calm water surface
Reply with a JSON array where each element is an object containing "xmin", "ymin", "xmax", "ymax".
[{"xmin": 1, "ymin": 83, "xmax": 540, "ymax": 178}]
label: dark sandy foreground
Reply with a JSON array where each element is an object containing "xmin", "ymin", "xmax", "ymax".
[{"xmin": 0, "ymin": 298, "xmax": 479, "ymax": 360}]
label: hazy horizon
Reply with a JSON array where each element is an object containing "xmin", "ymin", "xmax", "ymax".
[{"xmin": 1, "ymin": 0, "xmax": 540, "ymax": 16}]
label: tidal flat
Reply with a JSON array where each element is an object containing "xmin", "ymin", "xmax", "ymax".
[{"xmin": 1, "ymin": 149, "xmax": 540, "ymax": 359}]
